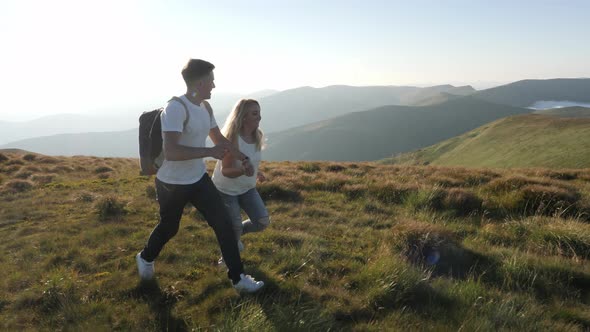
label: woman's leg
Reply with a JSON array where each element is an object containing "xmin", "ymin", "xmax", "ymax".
[{"xmin": 239, "ymin": 188, "xmax": 270, "ymax": 235}]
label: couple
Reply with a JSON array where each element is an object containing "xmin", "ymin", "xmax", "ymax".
[{"xmin": 135, "ymin": 59, "xmax": 269, "ymax": 293}]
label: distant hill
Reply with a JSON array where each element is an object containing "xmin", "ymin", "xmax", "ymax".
[
  {"xmin": 533, "ymin": 106, "xmax": 590, "ymax": 118},
  {"xmin": 409, "ymin": 92, "xmax": 465, "ymax": 106},
  {"xmin": 0, "ymin": 129, "xmax": 137, "ymax": 157},
  {"xmin": 381, "ymin": 114, "xmax": 590, "ymax": 168},
  {"xmin": 0, "ymin": 113, "xmax": 139, "ymax": 145},
  {"xmin": 259, "ymin": 85, "xmax": 476, "ymax": 133},
  {"xmin": 472, "ymin": 78, "xmax": 590, "ymax": 107},
  {"xmin": 264, "ymin": 96, "xmax": 532, "ymax": 161},
  {"xmin": 0, "ymin": 90, "xmax": 279, "ymax": 146},
  {"xmin": 210, "ymin": 89, "xmax": 280, "ymax": 124},
  {"xmin": 0, "ymin": 148, "xmax": 34, "ymax": 155}
]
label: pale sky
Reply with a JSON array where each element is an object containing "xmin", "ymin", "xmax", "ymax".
[{"xmin": 1, "ymin": 0, "xmax": 589, "ymax": 121}]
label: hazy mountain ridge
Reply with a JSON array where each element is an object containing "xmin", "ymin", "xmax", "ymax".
[
  {"xmin": 260, "ymin": 84, "xmax": 476, "ymax": 133},
  {"xmin": 0, "ymin": 129, "xmax": 137, "ymax": 157},
  {"xmin": 0, "ymin": 113, "xmax": 140, "ymax": 145},
  {"xmin": 0, "ymin": 90, "xmax": 280, "ymax": 145}
]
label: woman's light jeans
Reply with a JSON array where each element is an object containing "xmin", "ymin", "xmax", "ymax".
[{"xmin": 218, "ymin": 188, "xmax": 270, "ymax": 243}]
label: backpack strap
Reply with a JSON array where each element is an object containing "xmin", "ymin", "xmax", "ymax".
[
  {"xmin": 202, "ymin": 100, "xmax": 213, "ymax": 117},
  {"xmin": 169, "ymin": 96, "xmax": 190, "ymax": 130}
]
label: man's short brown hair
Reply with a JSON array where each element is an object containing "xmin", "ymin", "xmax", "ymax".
[{"xmin": 181, "ymin": 59, "xmax": 215, "ymax": 86}]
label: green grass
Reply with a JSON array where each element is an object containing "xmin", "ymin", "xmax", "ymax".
[
  {"xmin": 0, "ymin": 153, "xmax": 589, "ymax": 330},
  {"xmin": 382, "ymin": 114, "xmax": 590, "ymax": 169}
]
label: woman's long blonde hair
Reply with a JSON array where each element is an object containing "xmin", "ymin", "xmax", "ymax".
[{"xmin": 221, "ymin": 98, "xmax": 265, "ymax": 151}]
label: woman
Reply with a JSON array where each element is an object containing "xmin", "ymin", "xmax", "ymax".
[{"xmin": 212, "ymin": 99, "xmax": 270, "ymax": 259}]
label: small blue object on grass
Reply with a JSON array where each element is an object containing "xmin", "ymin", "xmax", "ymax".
[{"xmin": 425, "ymin": 250, "xmax": 440, "ymax": 265}]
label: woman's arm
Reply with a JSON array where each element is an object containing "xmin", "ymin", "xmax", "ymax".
[
  {"xmin": 220, "ymin": 149, "xmax": 246, "ymax": 178},
  {"xmin": 209, "ymin": 126, "xmax": 254, "ymax": 176}
]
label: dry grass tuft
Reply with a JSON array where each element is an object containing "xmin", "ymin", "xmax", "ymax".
[
  {"xmin": 342, "ymin": 184, "xmax": 367, "ymax": 200},
  {"xmin": 30, "ymin": 173, "xmax": 57, "ymax": 185},
  {"xmin": 325, "ymin": 164, "xmax": 346, "ymax": 172},
  {"xmin": 298, "ymin": 162, "xmax": 321, "ymax": 173},
  {"xmin": 22, "ymin": 153, "xmax": 37, "ymax": 161},
  {"xmin": 390, "ymin": 221, "xmax": 459, "ymax": 265},
  {"xmin": 36, "ymin": 156, "xmax": 61, "ymax": 164},
  {"xmin": 94, "ymin": 195, "xmax": 127, "ymax": 221},
  {"xmin": 145, "ymin": 185, "xmax": 156, "ymax": 199},
  {"xmin": 49, "ymin": 165, "xmax": 75, "ymax": 173},
  {"xmin": 6, "ymin": 159, "xmax": 25, "ymax": 166},
  {"xmin": 441, "ymin": 188, "xmax": 483, "ymax": 216},
  {"xmin": 368, "ymin": 181, "xmax": 420, "ymax": 204},
  {"xmin": 14, "ymin": 170, "xmax": 33, "ymax": 179},
  {"xmin": 3, "ymin": 179, "xmax": 35, "ymax": 193},
  {"xmin": 258, "ymin": 182, "xmax": 302, "ymax": 202},
  {"xmin": 517, "ymin": 184, "xmax": 580, "ymax": 216},
  {"xmin": 94, "ymin": 166, "xmax": 114, "ymax": 174}
]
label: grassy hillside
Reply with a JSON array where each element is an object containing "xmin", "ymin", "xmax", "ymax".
[
  {"xmin": 265, "ymin": 96, "xmax": 532, "ymax": 161},
  {"xmin": 382, "ymin": 114, "xmax": 590, "ymax": 168},
  {"xmin": 472, "ymin": 78, "xmax": 590, "ymax": 108},
  {"xmin": 1, "ymin": 152, "xmax": 590, "ymax": 330}
]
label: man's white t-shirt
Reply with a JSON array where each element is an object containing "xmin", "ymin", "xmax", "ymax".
[
  {"xmin": 156, "ymin": 95, "xmax": 217, "ymax": 185},
  {"xmin": 212, "ymin": 136, "xmax": 261, "ymax": 195}
]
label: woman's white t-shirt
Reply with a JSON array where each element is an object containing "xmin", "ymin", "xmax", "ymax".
[
  {"xmin": 212, "ymin": 136, "xmax": 261, "ymax": 195},
  {"xmin": 156, "ymin": 96, "xmax": 217, "ymax": 185}
]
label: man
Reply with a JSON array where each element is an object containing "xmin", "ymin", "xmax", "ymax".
[{"xmin": 136, "ymin": 59, "xmax": 264, "ymax": 293}]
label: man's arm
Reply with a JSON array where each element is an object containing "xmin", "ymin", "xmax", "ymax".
[{"xmin": 163, "ymin": 131, "xmax": 227, "ymax": 161}]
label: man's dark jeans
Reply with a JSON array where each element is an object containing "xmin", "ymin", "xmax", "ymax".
[{"xmin": 140, "ymin": 174, "xmax": 244, "ymax": 283}]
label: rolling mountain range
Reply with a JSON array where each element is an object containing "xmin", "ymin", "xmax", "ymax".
[
  {"xmin": 263, "ymin": 97, "xmax": 532, "ymax": 161},
  {"xmin": 259, "ymin": 84, "xmax": 475, "ymax": 133},
  {"xmin": 1, "ymin": 78, "xmax": 589, "ymax": 167}
]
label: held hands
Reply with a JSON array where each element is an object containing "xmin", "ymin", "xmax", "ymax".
[
  {"xmin": 257, "ymin": 171, "xmax": 267, "ymax": 182},
  {"xmin": 242, "ymin": 158, "xmax": 255, "ymax": 177},
  {"xmin": 210, "ymin": 144, "xmax": 230, "ymax": 160}
]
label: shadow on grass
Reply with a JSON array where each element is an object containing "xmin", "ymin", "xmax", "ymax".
[
  {"xmin": 246, "ymin": 268, "xmax": 338, "ymax": 331},
  {"xmin": 126, "ymin": 279, "xmax": 188, "ymax": 332},
  {"xmin": 417, "ymin": 244, "xmax": 590, "ymax": 303}
]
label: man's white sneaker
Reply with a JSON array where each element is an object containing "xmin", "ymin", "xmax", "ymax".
[
  {"xmin": 136, "ymin": 252, "xmax": 155, "ymax": 280},
  {"xmin": 233, "ymin": 273, "xmax": 264, "ymax": 293}
]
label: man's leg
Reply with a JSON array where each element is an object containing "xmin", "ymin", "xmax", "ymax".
[
  {"xmin": 189, "ymin": 174, "xmax": 244, "ymax": 284},
  {"xmin": 218, "ymin": 191, "xmax": 245, "ymax": 243},
  {"xmin": 140, "ymin": 178, "xmax": 188, "ymax": 262}
]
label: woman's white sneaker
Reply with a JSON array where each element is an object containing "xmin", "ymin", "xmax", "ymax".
[
  {"xmin": 233, "ymin": 274, "xmax": 264, "ymax": 293},
  {"xmin": 136, "ymin": 252, "xmax": 155, "ymax": 280}
]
